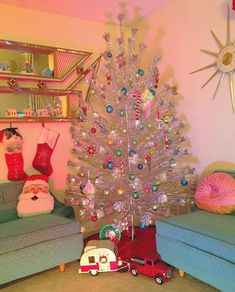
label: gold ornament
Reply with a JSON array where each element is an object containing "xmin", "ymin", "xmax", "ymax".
[
  {"xmin": 149, "ymin": 149, "xmax": 155, "ymax": 155},
  {"xmin": 103, "ymin": 189, "xmax": 110, "ymax": 196},
  {"xmin": 116, "ymin": 188, "xmax": 125, "ymax": 195},
  {"xmin": 123, "ymin": 129, "xmax": 127, "ymax": 134},
  {"xmin": 107, "ymin": 139, "xmax": 113, "ymax": 145}
]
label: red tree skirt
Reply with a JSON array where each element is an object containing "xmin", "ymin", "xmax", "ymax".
[{"xmin": 85, "ymin": 226, "xmax": 157, "ymax": 260}]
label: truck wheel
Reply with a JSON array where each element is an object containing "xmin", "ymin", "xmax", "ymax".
[
  {"xmin": 155, "ymin": 275, "xmax": 163, "ymax": 285},
  {"xmin": 89, "ymin": 270, "xmax": 99, "ymax": 276},
  {"xmin": 131, "ymin": 268, "xmax": 138, "ymax": 276}
]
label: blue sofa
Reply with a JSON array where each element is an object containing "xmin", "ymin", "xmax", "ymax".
[
  {"xmin": 156, "ymin": 168, "xmax": 235, "ymax": 292},
  {"xmin": 0, "ymin": 180, "xmax": 84, "ymax": 285}
]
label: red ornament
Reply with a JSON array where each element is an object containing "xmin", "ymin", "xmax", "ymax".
[
  {"xmin": 155, "ymin": 72, "xmax": 159, "ymax": 89},
  {"xmin": 86, "ymin": 145, "xmax": 97, "ymax": 156},
  {"xmin": 106, "ymin": 73, "xmax": 111, "ymax": 85},
  {"xmin": 91, "ymin": 214, "xmax": 98, "ymax": 222},
  {"xmin": 91, "ymin": 127, "xmax": 97, "ymax": 134}
]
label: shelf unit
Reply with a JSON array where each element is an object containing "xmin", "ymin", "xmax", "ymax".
[{"xmin": 0, "ymin": 39, "xmax": 101, "ymax": 122}]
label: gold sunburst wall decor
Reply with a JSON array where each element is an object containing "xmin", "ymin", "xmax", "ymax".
[{"xmin": 191, "ymin": 5, "xmax": 235, "ymax": 113}]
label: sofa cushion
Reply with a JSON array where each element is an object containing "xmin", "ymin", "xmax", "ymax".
[
  {"xmin": 0, "ymin": 214, "xmax": 81, "ymax": 255},
  {"xmin": 0, "ymin": 201, "xmax": 18, "ymax": 223},
  {"xmin": 156, "ymin": 210, "xmax": 235, "ymax": 263}
]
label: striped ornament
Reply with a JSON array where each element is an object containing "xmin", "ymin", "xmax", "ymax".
[{"xmin": 132, "ymin": 89, "xmax": 142, "ymax": 120}]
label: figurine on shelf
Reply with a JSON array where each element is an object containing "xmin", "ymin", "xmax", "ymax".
[
  {"xmin": 5, "ymin": 108, "xmax": 18, "ymax": 117},
  {"xmin": 42, "ymin": 68, "xmax": 53, "ymax": 77},
  {"xmin": 37, "ymin": 108, "xmax": 50, "ymax": 117},
  {"xmin": 23, "ymin": 108, "xmax": 34, "ymax": 117},
  {"xmin": 54, "ymin": 105, "xmax": 62, "ymax": 117},
  {"xmin": 0, "ymin": 63, "xmax": 11, "ymax": 73},
  {"xmin": 21, "ymin": 60, "xmax": 34, "ymax": 74}
]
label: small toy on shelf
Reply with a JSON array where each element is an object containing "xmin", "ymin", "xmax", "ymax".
[
  {"xmin": 79, "ymin": 240, "xmax": 129, "ymax": 276},
  {"xmin": 129, "ymin": 256, "xmax": 173, "ymax": 285},
  {"xmin": 23, "ymin": 108, "xmax": 34, "ymax": 117},
  {"xmin": 5, "ymin": 108, "xmax": 18, "ymax": 117},
  {"xmin": 37, "ymin": 108, "xmax": 50, "ymax": 117},
  {"xmin": 42, "ymin": 68, "xmax": 53, "ymax": 77},
  {"xmin": 21, "ymin": 61, "xmax": 34, "ymax": 74},
  {"xmin": 0, "ymin": 63, "xmax": 11, "ymax": 73}
]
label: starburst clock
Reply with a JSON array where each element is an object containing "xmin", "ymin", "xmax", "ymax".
[{"xmin": 191, "ymin": 6, "xmax": 235, "ymax": 113}]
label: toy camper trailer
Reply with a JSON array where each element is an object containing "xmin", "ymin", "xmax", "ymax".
[{"xmin": 79, "ymin": 240, "xmax": 129, "ymax": 276}]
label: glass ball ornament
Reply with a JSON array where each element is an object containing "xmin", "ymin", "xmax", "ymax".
[
  {"xmin": 138, "ymin": 163, "xmax": 143, "ymax": 170},
  {"xmin": 148, "ymin": 123, "xmax": 153, "ymax": 129},
  {"xmin": 139, "ymin": 223, "xmax": 147, "ymax": 229},
  {"xmin": 90, "ymin": 127, "xmax": 97, "ymax": 134},
  {"xmin": 119, "ymin": 109, "xmax": 125, "ymax": 117},
  {"xmin": 91, "ymin": 214, "xmax": 98, "ymax": 222},
  {"xmin": 120, "ymin": 87, "xmax": 128, "ymax": 95},
  {"xmin": 107, "ymin": 139, "xmax": 113, "ymax": 145},
  {"xmin": 133, "ymin": 139, "xmax": 138, "ymax": 146},
  {"xmin": 116, "ymin": 149, "xmax": 122, "ymax": 157},
  {"xmin": 181, "ymin": 178, "xmax": 188, "ymax": 186},
  {"xmin": 80, "ymin": 172, "xmax": 85, "ymax": 177},
  {"xmin": 149, "ymin": 149, "xmax": 155, "ymax": 155},
  {"xmin": 149, "ymin": 88, "xmax": 156, "ymax": 96},
  {"xmin": 106, "ymin": 105, "xmax": 114, "ymax": 113},
  {"xmin": 107, "ymin": 161, "xmax": 114, "ymax": 170},
  {"xmin": 132, "ymin": 191, "xmax": 140, "ymax": 199},
  {"xmin": 151, "ymin": 184, "xmax": 159, "ymax": 192},
  {"xmin": 103, "ymin": 189, "xmax": 110, "ymax": 196},
  {"xmin": 129, "ymin": 173, "xmax": 136, "ymax": 180},
  {"xmin": 143, "ymin": 186, "xmax": 150, "ymax": 194},
  {"xmin": 152, "ymin": 204, "xmax": 158, "ymax": 211},
  {"xmin": 129, "ymin": 149, "xmax": 136, "ymax": 157},
  {"xmin": 106, "ymin": 51, "xmax": 112, "ymax": 58},
  {"xmin": 116, "ymin": 188, "xmax": 125, "ymax": 195},
  {"xmin": 132, "ymin": 102, "xmax": 137, "ymax": 110},
  {"xmin": 137, "ymin": 69, "xmax": 144, "ymax": 76}
]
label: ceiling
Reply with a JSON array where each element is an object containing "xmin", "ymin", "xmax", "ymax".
[{"xmin": 0, "ymin": 0, "xmax": 167, "ymax": 23}]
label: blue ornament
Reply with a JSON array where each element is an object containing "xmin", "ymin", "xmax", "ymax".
[
  {"xmin": 139, "ymin": 223, "xmax": 147, "ymax": 229},
  {"xmin": 121, "ymin": 87, "xmax": 128, "ymax": 95},
  {"xmin": 181, "ymin": 178, "xmax": 188, "ymax": 186},
  {"xmin": 137, "ymin": 69, "xmax": 144, "ymax": 76},
  {"xmin": 106, "ymin": 105, "xmax": 113, "ymax": 113},
  {"xmin": 149, "ymin": 88, "xmax": 156, "ymax": 96},
  {"xmin": 107, "ymin": 161, "xmax": 114, "ymax": 170},
  {"xmin": 138, "ymin": 164, "xmax": 143, "ymax": 170},
  {"xmin": 129, "ymin": 149, "xmax": 136, "ymax": 157}
]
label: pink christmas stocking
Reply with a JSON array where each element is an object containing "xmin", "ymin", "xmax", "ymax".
[
  {"xmin": 0, "ymin": 128, "xmax": 27, "ymax": 181},
  {"xmin": 32, "ymin": 127, "xmax": 60, "ymax": 176}
]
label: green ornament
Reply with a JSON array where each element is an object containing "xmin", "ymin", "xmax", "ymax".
[
  {"xmin": 132, "ymin": 102, "xmax": 137, "ymax": 110},
  {"xmin": 132, "ymin": 191, "xmax": 139, "ymax": 199},
  {"xmin": 151, "ymin": 184, "xmax": 158, "ymax": 192},
  {"xmin": 119, "ymin": 109, "xmax": 125, "ymax": 117},
  {"xmin": 116, "ymin": 149, "xmax": 122, "ymax": 157},
  {"xmin": 130, "ymin": 173, "xmax": 136, "ymax": 180}
]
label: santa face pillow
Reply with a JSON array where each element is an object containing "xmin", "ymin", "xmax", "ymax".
[{"xmin": 17, "ymin": 174, "xmax": 54, "ymax": 217}]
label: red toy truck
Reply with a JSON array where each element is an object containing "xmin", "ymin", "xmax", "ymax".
[{"xmin": 129, "ymin": 257, "xmax": 173, "ymax": 284}]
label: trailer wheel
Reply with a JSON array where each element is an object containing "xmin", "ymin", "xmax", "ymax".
[
  {"xmin": 89, "ymin": 270, "xmax": 99, "ymax": 276},
  {"xmin": 155, "ymin": 275, "xmax": 163, "ymax": 285},
  {"xmin": 131, "ymin": 268, "xmax": 138, "ymax": 276}
]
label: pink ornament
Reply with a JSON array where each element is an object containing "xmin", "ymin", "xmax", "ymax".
[
  {"xmin": 83, "ymin": 179, "xmax": 96, "ymax": 195},
  {"xmin": 144, "ymin": 186, "xmax": 150, "ymax": 194}
]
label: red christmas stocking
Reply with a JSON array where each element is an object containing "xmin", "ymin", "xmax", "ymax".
[
  {"xmin": 0, "ymin": 128, "xmax": 27, "ymax": 181},
  {"xmin": 32, "ymin": 127, "xmax": 60, "ymax": 176}
]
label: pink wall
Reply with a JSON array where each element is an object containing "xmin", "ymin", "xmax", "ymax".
[{"xmin": 0, "ymin": 0, "xmax": 235, "ymax": 199}]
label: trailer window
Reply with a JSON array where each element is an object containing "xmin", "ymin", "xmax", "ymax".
[{"xmin": 88, "ymin": 256, "xmax": 95, "ymax": 263}]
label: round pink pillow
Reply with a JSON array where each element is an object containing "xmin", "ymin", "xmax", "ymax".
[{"xmin": 195, "ymin": 172, "xmax": 235, "ymax": 214}]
